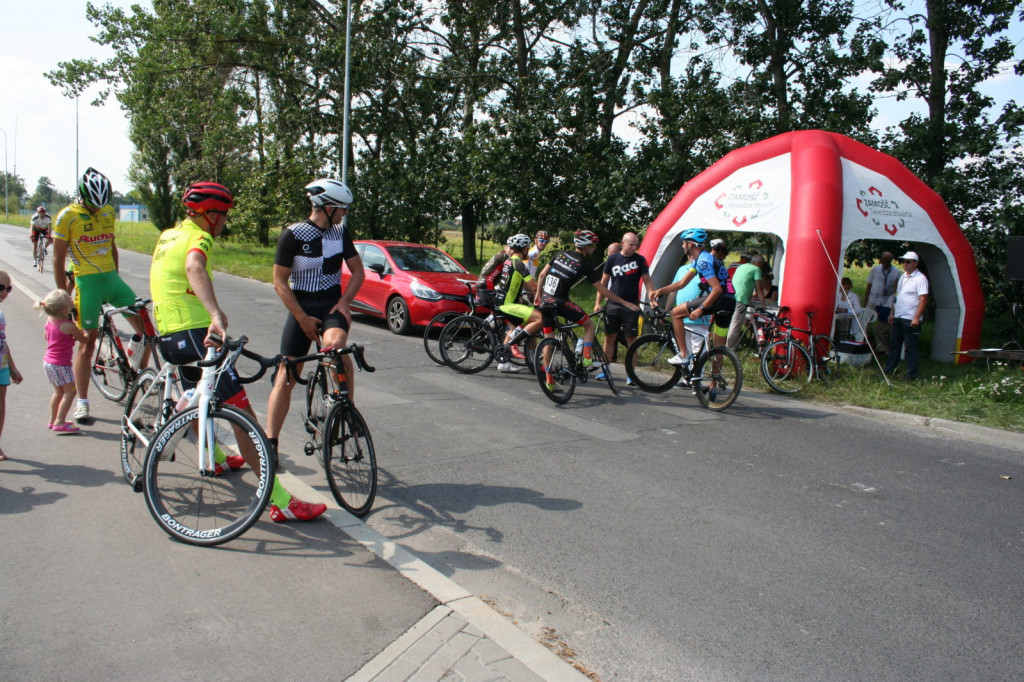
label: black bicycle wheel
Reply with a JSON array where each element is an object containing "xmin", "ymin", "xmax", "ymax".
[
  {"xmin": 304, "ymin": 364, "xmax": 331, "ymax": 467},
  {"xmin": 439, "ymin": 315, "xmax": 496, "ymax": 374},
  {"xmin": 813, "ymin": 334, "xmax": 840, "ymax": 383},
  {"xmin": 423, "ymin": 311, "xmax": 463, "ymax": 365},
  {"xmin": 121, "ymin": 369, "xmax": 163, "ymax": 491},
  {"xmin": 693, "ymin": 346, "xmax": 743, "ymax": 411},
  {"xmin": 760, "ymin": 339, "xmax": 812, "ymax": 394},
  {"xmin": 735, "ymin": 323, "xmax": 759, "ymax": 362},
  {"xmin": 624, "ymin": 333, "xmax": 683, "ymax": 392},
  {"xmin": 591, "ymin": 341, "xmax": 619, "ymax": 396},
  {"xmin": 536, "ymin": 336, "xmax": 576, "ymax": 403},
  {"xmin": 323, "ymin": 402, "xmax": 377, "ymax": 517},
  {"xmin": 143, "ymin": 405, "xmax": 275, "ymax": 546},
  {"xmin": 90, "ymin": 329, "xmax": 132, "ymax": 402}
]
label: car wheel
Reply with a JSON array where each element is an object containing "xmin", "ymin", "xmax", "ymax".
[{"xmin": 386, "ymin": 297, "xmax": 412, "ymax": 335}]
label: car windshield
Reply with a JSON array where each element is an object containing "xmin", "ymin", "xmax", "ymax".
[{"xmin": 389, "ymin": 246, "xmax": 465, "ymax": 273}]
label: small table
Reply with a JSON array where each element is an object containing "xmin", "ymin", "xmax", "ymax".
[{"xmin": 954, "ymin": 347, "xmax": 1024, "ymax": 369}]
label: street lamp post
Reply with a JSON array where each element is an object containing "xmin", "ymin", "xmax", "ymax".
[{"xmin": 0, "ymin": 127, "xmax": 8, "ymax": 219}]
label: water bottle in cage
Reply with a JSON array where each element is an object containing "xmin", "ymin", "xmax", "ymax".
[{"xmin": 126, "ymin": 334, "xmax": 144, "ymax": 369}]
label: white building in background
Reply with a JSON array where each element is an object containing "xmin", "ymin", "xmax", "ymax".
[{"xmin": 119, "ymin": 204, "xmax": 149, "ymax": 222}]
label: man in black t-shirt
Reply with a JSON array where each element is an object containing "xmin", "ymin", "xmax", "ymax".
[
  {"xmin": 266, "ymin": 178, "xmax": 364, "ymax": 454},
  {"xmin": 594, "ymin": 231, "xmax": 652, "ymax": 364}
]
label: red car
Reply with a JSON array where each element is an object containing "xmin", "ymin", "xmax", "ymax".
[{"xmin": 341, "ymin": 240, "xmax": 480, "ymax": 334}]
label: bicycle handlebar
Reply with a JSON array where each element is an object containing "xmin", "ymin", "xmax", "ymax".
[
  {"xmin": 101, "ymin": 297, "xmax": 152, "ymax": 318},
  {"xmin": 282, "ymin": 344, "xmax": 376, "ymax": 385}
]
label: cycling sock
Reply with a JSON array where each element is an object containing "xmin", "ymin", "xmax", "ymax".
[
  {"xmin": 271, "ymin": 478, "xmax": 291, "ymax": 508},
  {"xmin": 583, "ymin": 341, "xmax": 593, "ymax": 358},
  {"xmin": 507, "ymin": 326, "xmax": 527, "ymax": 345}
]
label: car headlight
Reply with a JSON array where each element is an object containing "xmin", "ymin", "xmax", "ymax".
[{"xmin": 410, "ymin": 280, "xmax": 442, "ymax": 301}]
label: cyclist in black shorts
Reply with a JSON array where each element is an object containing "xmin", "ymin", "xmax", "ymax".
[
  {"xmin": 265, "ymin": 178, "xmax": 365, "ymax": 454},
  {"xmin": 651, "ymin": 228, "xmax": 735, "ymax": 365},
  {"xmin": 533, "ymin": 229, "xmax": 639, "ymax": 389}
]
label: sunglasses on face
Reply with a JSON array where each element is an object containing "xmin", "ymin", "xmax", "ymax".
[{"xmin": 0, "ymin": 284, "xmax": 12, "ymax": 292}]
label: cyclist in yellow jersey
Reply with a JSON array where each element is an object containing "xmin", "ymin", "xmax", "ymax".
[
  {"xmin": 52, "ymin": 167, "xmax": 146, "ymax": 422},
  {"xmin": 150, "ymin": 182, "xmax": 327, "ymax": 523}
]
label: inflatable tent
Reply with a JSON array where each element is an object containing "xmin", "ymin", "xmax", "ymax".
[{"xmin": 639, "ymin": 130, "xmax": 982, "ymax": 363}]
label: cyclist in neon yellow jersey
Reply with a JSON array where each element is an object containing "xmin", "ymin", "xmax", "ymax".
[
  {"xmin": 150, "ymin": 182, "xmax": 327, "ymax": 523},
  {"xmin": 52, "ymin": 167, "xmax": 148, "ymax": 422},
  {"xmin": 492, "ymin": 233, "xmax": 543, "ymax": 373}
]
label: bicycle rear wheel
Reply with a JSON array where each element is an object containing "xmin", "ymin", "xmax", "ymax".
[
  {"xmin": 813, "ymin": 334, "xmax": 840, "ymax": 383},
  {"xmin": 143, "ymin": 405, "xmax": 275, "ymax": 546},
  {"xmin": 761, "ymin": 340, "xmax": 812, "ymax": 394},
  {"xmin": 121, "ymin": 369, "xmax": 164, "ymax": 491},
  {"xmin": 536, "ymin": 336, "xmax": 576, "ymax": 403},
  {"xmin": 693, "ymin": 346, "xmax": 743, "ymax": 410},
  {"xmin": 423, "ymin": 311, "xmax": 463, "ymax": 365},
  {"xmin": 439, "ymin": 315, "xmax": 496, "ymax": 374},
  {"xmin": 304, "ymin": 365, "xmax": 331, "ymax": 467},
  {"xmin": 624, "ymin": 333, "xmax": 683, "ymax": 392},
  {"xmin": 91, "ymin": 329, "xmax": 132, "ymax": 402},
  {"xmin": 323, "ymin": 402, "xmax": 377, "ymax": 517}
]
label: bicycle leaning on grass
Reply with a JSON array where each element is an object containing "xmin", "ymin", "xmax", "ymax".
[
  {"xmin": 142, "ymin": 336, "xmax": 276, "ymax": 546},
  {"xmin": 759, "ymin": 308, "xmax": 840, "ymax": 394},
  {"xmin": 280, "ymin": 343, "xmax": 378, "ymax": 517},
  {"xmin": 624, "ymin": 303, "xmax": 743, "ymax": 411}
]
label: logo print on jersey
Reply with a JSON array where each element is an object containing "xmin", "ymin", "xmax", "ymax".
[{"xmin": 611, "ymin": 261, "xmax": 640, "ymax": 277}]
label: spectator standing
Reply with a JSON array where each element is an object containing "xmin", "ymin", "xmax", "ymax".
[
  {"xmin": 526, "ymin": 230, "xmax": 550, "ymax": 276},
  {"xmin": 885, "ymin": 251, "xmax": 929, "ymax": 380},
  {"xmin": 864, "ymin": 251, "xmax": 900, "ymax": 356},
  {"xmin": 594, "ymin": 232, "xmax": 653, "ymax": 367},
  {"xmin": 725, "ymin": 254, "xmax": 768, "ymax": 349}
]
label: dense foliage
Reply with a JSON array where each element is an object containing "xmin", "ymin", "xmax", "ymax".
[{"xmin": 43, "ymin": 0, "xmax": 1022, "ymax": 317}]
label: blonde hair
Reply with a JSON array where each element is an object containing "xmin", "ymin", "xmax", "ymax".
[{"xmin": 35, "ymin": 289, "xmax": 75, "ymax": 318}]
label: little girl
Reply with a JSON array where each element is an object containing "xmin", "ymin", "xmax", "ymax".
[
  {"xmin": 0, "ymin": 270, "xmax": 25, "ymax": 460},
  {"xmin": 35, "ymin": 289, "xmax": 86, "ymax": 433}
]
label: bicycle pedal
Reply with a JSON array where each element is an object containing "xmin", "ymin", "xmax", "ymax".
[{"xmin": 304, "ymin": 442, "xmax": 316, "ymax": 457}]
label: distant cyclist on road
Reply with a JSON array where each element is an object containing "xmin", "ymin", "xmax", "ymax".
[
  {"xmin": 30, "ymin": 206, "xmax": 52, "ymax": 266},
  {"xmin": 534, "ymin": 230, "xmax": 639, "ymax": 389},
  {"xmin": 265, "ymin": 178, "xmax": 365, "ymax": 455},
  {"xmin": 651, "ymin": 228, "xmax": 735, "ymax": 366},
  {"xmin": 150, "ymin": 181, "xmax": 327, "ymax": 523},
  {"xmin": 52, "ymin": 167, "xmax": 147, "ymax": 422}
]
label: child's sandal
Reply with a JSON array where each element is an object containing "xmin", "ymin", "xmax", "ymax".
[{"xmin": 53, "ymin": 422, "xmax": 81, "ymax": 434}]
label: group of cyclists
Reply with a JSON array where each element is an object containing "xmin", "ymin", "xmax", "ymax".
[{"xmin": 46, "ymin": 168, "xmax": 372, "ymax": 523}]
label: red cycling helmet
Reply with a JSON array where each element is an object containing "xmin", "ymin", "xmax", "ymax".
[{"xmin": 182, "ymin": 182, "xmax": 234, "ymax": 213}]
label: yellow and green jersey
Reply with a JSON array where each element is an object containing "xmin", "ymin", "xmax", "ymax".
[
  {"xmin": 150, "ymin": 219, "xmax": 214, "ymax": 334},
  {"xmin": 52, "ymin": 201, "xmax": 118, "ymax": 276}
]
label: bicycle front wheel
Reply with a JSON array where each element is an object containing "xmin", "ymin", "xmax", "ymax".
[
  {"xmin": 121, "ymin": 368, "xmax": 164, "ymax": 491},
  {"xmin": 323, "ymin": 402, "xmax": 377, "ymax": 517},
  {"xmin": 624, "ymin": 333, "xmax": 682, "ymax": 392},
  {"xmin": 761, "ymin": 340, "xmax": 812, "ymax": 394},
  {"xmin": 91, "ymin": 330, "xmax": 132, "ymax": 402},
  {"xmin": 304, "ymin": 365, "xmax": 331, "ymax": 466},
  {"xmin": 536, "ymin": 336, "xmax": 576, "ymax": 404},
  {"xmin": 143, "ymin": 405, "xmax": 275, "ymax": 546},
  {"xmin": 693, "ymin": 346, "xmax": 743, "ymax": 411},
  {"xmin": 423, "ymin": 311, "xmax": 463, "ymax": 365},
  {"xmin": 35, "ymin": 241, "xmax": 46, "ymax": 272},
  {"xmin": 439, "ymin": 315, "xmax": 495, "ymax": 374},
  {"xmin": 591, "ymin": 341, "xmax": 618, "ymax": 396},
  {"xmin": 813, "ymin": 334, "xmax": 840, "ymax": 383}
]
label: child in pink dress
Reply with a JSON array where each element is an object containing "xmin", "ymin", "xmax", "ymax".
[{"xmin": 35, "ymin": 290, "xmax": 86, "ymax": 433}]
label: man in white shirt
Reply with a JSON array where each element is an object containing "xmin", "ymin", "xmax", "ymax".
[
  {"xmin": 526, "ymin": 230, "xmax": 549, "ymax": 276},
  {"xmin": 885, "ymin": 251, "xmax": 929, "ymax": 380},
  {"xmin": 864, "ymin": 251, "xmax": 901, "ymax": 355}
]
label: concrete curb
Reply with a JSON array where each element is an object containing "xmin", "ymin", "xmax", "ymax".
[
  {"xmin": 841, "ymin": 405, "xmax": 1022, "ymax": 450},
  {"xmin": 279, "ymin": 473, "xmax": 591, "ymax": 681}
]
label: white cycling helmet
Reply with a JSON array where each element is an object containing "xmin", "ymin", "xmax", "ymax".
[
  {"xmin": 79, "ymin": 167, "xmax": 111, "ymax": 209},
  {"xmin": 305, "ymin": 178, "xmax": 353, "ymax": 208},
  {"xmin": 574, "ymin": 229, "xmax": 599, "ymax": 247},
  {"xmin": 506, "ymin": 233, "xmax": 531, "ymax": 251}
]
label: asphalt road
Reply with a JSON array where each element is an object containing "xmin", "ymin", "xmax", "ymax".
[{"xmin": 3, "ymin": 223, "xmax": 1022, "ymax": 681}]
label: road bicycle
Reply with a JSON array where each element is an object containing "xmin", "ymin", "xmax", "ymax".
[
  {"xmin": 423, "ymin": 282, "xmax": 478, "ymax": 365},
  {"xmin": 760, "ymin": 308, "xmax": 840, "ymax": 394},
  {"xmin": 91, "ymin": 298, "xmax": 161, "ymax": 402},
  {"xmin": 120, "ymin": 336, "xmax": 276, "ymax": 492},
  {"xmin": 33, "ymin": 237, "xmax": 47, "ymax": 273},
  {"xmin": 281, "ymin": 343, "xmax": 378, "ymax": 517},
  {"xmin": 624, "ymin": 304, "xmax": 743, "ymax": 411},
  {"xmin": 142, "ymin": 336, "xmax": 276, "ymax": 546},
  {"xmin": 437, "ymin": 301, "xmax": 537, "ymax": 375},
  {"xmin": 534, "ymin": 309, "xmax": 617, "ymax": 404}
]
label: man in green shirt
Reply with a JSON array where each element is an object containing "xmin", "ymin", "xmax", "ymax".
[{"xmin": 726, "ymin": 254, "xmax": 768, "ymax": 350}]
